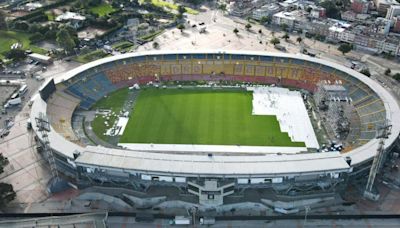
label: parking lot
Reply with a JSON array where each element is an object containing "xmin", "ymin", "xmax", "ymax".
[
  {"xmin": 0, "ymin": 57, "xmax": 80, "ymax": 208},
  {"xmin": 0, "ymin": 85, "xmax": 17, "ymax": 108}
]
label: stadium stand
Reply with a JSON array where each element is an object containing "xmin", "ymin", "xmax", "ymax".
[
  {"xmin": 30, "ymin": 51, "xmax": 400, "ymax": 206},
  {"xmin": 51, "ymin": 53, "xmax": 388, "ymax": 147},
  {"xmin": 65, "ymin": 73, "xmax": 117, "ymax": 109},
  {"xmin": 57, "ymin": 53, "xmax": 387, "ymax": 136},
  {"xmin": 46, "ymin": 91, "xmax": 81, "ymax": 143},
  {"xmin": 56, "ymin": 53, "xmax": 388, "ymax": 140}
]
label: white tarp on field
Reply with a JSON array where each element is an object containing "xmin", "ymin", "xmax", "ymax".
[
  {"xmin": 249, "ymin": 86, "xmax": 319, "ymax": 149},
  {"xmin": 116, "ymin": 117, "xmax": 129, "ymax": 136}
]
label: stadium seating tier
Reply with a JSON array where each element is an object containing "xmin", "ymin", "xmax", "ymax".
[{"xmin": 58, "ymin": 55, "xmax": 386, "ymax": 142}]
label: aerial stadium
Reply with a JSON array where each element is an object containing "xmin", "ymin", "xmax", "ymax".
[{"xmin": 30, "ymin": 50, "xmax": 400, "ymax": 208}]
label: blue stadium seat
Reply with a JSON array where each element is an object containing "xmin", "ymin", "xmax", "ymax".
[
  {"xmin": 192, "ymin": 54, "xmax": 206, "ymax": 59},
  {"xmin": 65, "ymin": 72, "xmax": 117, "ymax": 110}
]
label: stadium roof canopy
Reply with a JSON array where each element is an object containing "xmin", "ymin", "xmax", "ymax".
[{"xmin": 75, "ymin": 146, "xmax": 350, "ymax": 176}]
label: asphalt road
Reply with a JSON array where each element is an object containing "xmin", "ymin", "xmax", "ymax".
[{"xmin": 106, "ymin": 217, "xmax": 400, "ymax": 228}]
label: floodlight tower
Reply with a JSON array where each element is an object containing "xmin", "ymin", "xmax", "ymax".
[
  {"xmin": 363, "ymin": 120, "xmax": 392, "ymax": 200},
  {"xmin": 35, "ymin": 112, "xmax": 59, "ymax": 181}
]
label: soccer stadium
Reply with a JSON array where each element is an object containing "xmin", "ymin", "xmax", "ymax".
[{"xmin": 30, "ymin": 50, "xmax": 400, "ymax": 207}]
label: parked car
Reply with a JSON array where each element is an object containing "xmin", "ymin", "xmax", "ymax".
[
  {"xmin": 0, "ymin": 129, "xmax": 10, "ymax": 138},
  {"xmin": 35, "ymin": 75, "xmax": 44, "ymax": 81}
]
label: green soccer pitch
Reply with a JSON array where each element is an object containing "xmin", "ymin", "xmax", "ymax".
[{"xmin": 116, "ymin": 89, "xmax": 305, "ymax": 147}]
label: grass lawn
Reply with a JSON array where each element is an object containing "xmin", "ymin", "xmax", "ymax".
[
  {"xmin": 89, "ymin": 3, "xmax": 117, "ymax": 16},
  {"xmin": 91, "ymin": 88, "xmax": 129, "ymax": 141},
  {"xmin": 0, "ymin": 30, "xmax": 46, "ymax": 59},
  {"xmin": 139, "ymin": 0, "xmax": 198, "ymax": 15},
  {"xmin": 112, "ymin": 41, "xmax": 135, "ymax": 51},
  {"xmin": 118, "ymin": 89, "xmax": 305, "ymax": 147},
  {"xmin": 45, "ymin": 11, "xmax": 55, "ymax": 21},
  {"xmin": 139, "ymin": 29, "xmax": 164, "ymax": 41},
  {"xmin": 74, "ymin": 49, "xmax": 110, "ymax": 63}
]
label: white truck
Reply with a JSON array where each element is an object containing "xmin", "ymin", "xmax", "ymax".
[
  {"xmin": 170, "ymin": 216, "xmax": 191, "ymax": 225},
  {"xmin": 200, "ymin": 217, "xmax": 215, "ymax": 225}
]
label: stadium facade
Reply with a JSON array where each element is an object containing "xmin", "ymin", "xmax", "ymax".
[{"xmin": 30, "ymin": 51, "xmax": 400, "ymax": 206}]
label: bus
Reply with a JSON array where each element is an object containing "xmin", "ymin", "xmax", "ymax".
[
  {"xmin": 19, "ymin": 84, "xmax": 28, "ymax": 95},
  {"xmin": 5, "ymin": 92, "xmax": 22, "ymax": 108}
]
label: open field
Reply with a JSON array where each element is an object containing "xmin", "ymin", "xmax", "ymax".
[
  {"xmin": 139, "ymin": 0, "xmax": 198, "ymax": 15},
  {"xmin": 139, "ymin": 29, "xmax": 165, "ymax": 41},
  {"xmin": 112, "ymin": 41, "xmax": 135, "ymax": 51},
  {"xmin": 73, "ymin": 49, "xmax": 110, "ymax": 63},
  {"xmin": 0, "ymin": 30, "xmax": 46, "ymax": 59},
  {"xmin": 45, "ymin": 11, "xmax": 55, "ymax": 21},
  {"xmin": 118, "ymin": 89, "xmax": 305, "ymax": 146},
  {"xmin": 89, "ymin": 3, "xmax": 117, "ymax": 16}
]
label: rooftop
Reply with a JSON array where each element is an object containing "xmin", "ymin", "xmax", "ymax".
[
  {"xmin": 377, "ymin": 0, "xmax": 399, "ymax": 5},
  {"xmin": 28, "ymin": 53, "xmax": 52, "ymax": 61},
  {"xmin": 55, "ymin": 11, "xmax": 86, "ymax": 21},
  {"xmin": 75, "ymin": 145, "xmax": 350, "ymax": 176},
  {"xmin": 329, "ymin": 26, "xmax": 345, "ymax": 33},
  {"xmin": 273, "ymin": 11, "xmax": 296, "ymax": 20}
]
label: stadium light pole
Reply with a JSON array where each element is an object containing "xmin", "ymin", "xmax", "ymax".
[{"xmin": 303, "ymin": 206, "xmax": 310, "ymax": 227}]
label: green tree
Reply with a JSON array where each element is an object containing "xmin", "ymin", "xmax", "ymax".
[
  {"xmin": 233, "ymin": 28, "xmax": 239, "ymax": 35},
  {"xmin": 218, "ymin": 3, "xmax": 227, "ymax": 12},
  {"xmin": 0, "ymin": 154, "xmax": 8, "ymax": 174},
  {"xmin": 30, "ymin": 32, "xmax": 45, "ymax": 43},
  {"xmin": 144, "ymin": 13, "xmax": 154, "ymax": 23},
  {"xmin": 270, "ymin": 37, "xmax": 280, "ymax": 46},
  {"xmin": 88, "ymin": 0, "xmax": 101, "ymax": 7},
  {"xmin": 338, "ymin": 43, "xmax": 352, "ymax": 55},
  {"xmin": 393, "ymin": 73, "xmax": 400, "ymax": 81},
  {"xmin": 280, "ymin": 23, "xmax": 289, "ymax": 31},
  {"xmin": 360, "ymin": 68, "xmax": 371, "ymax": 77},
  {"xmin": 5, "ymin": 49, "xmax": 26, "ymax": 61},
  {"xmin": 0, "ymin": 183, "xmax": 15, "ymax": 207},
  {"xmin": 177, "ymin": 24, "xmax": 185, "ymax": 32},
  {"xmin": 296, "ymin": 36, "xmax": 302, "ymax": 44},
  {"xmin": 282, "ymin": 33, "xmax": 290, "ymax": 41},
  {"xmin": 260, "ymin": 16, "xmax": 271, "ymax": 25},
  {"xmin": 56, "ymin": 28, "xmax": 76, "ymax": 53},
  {"xmin": 187, "ymin": 0, "xmax": 202, "ymax": 5},
  {"xmin": 385, "ymin": 68, "xmax": 391, "ymax": 76},
  {"xmin": 0, "ymin": 154, "xmax": 15, "ymax": 208},
  {"xmin": 176, "ymin": 13, "xmax": 183, "ymax": 20},
  {"xmin": 0, "ymin": 10, "xmax": 8, "ymax": 30},
  {"xmin": 177, "ymin": 5, "xmax": 186, "ymax": 16},
  {"xmin": 176, "ymin": 5, "xmax": 186, "ymax": 21},
  {"xmin": 44, "ymin": 29, "xmax": 57, "ymax": 40},
  {"xmin": 152, "ymin": 41, "xmax": 159, "ymax": 49},
  {"xmin": 13, "ymin": 21, "xmax": 29, "ymax": 31},
  {"xmin": 245, "ymin": 23, "xmax": 252, "ymax": 31},
  {"xmin": 320, "ymin": 1, "xmax": 341, "ymax": 19},
  {"xmin": 29, "ymin": 23, "xmax": 41, "ymax": 33}
]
